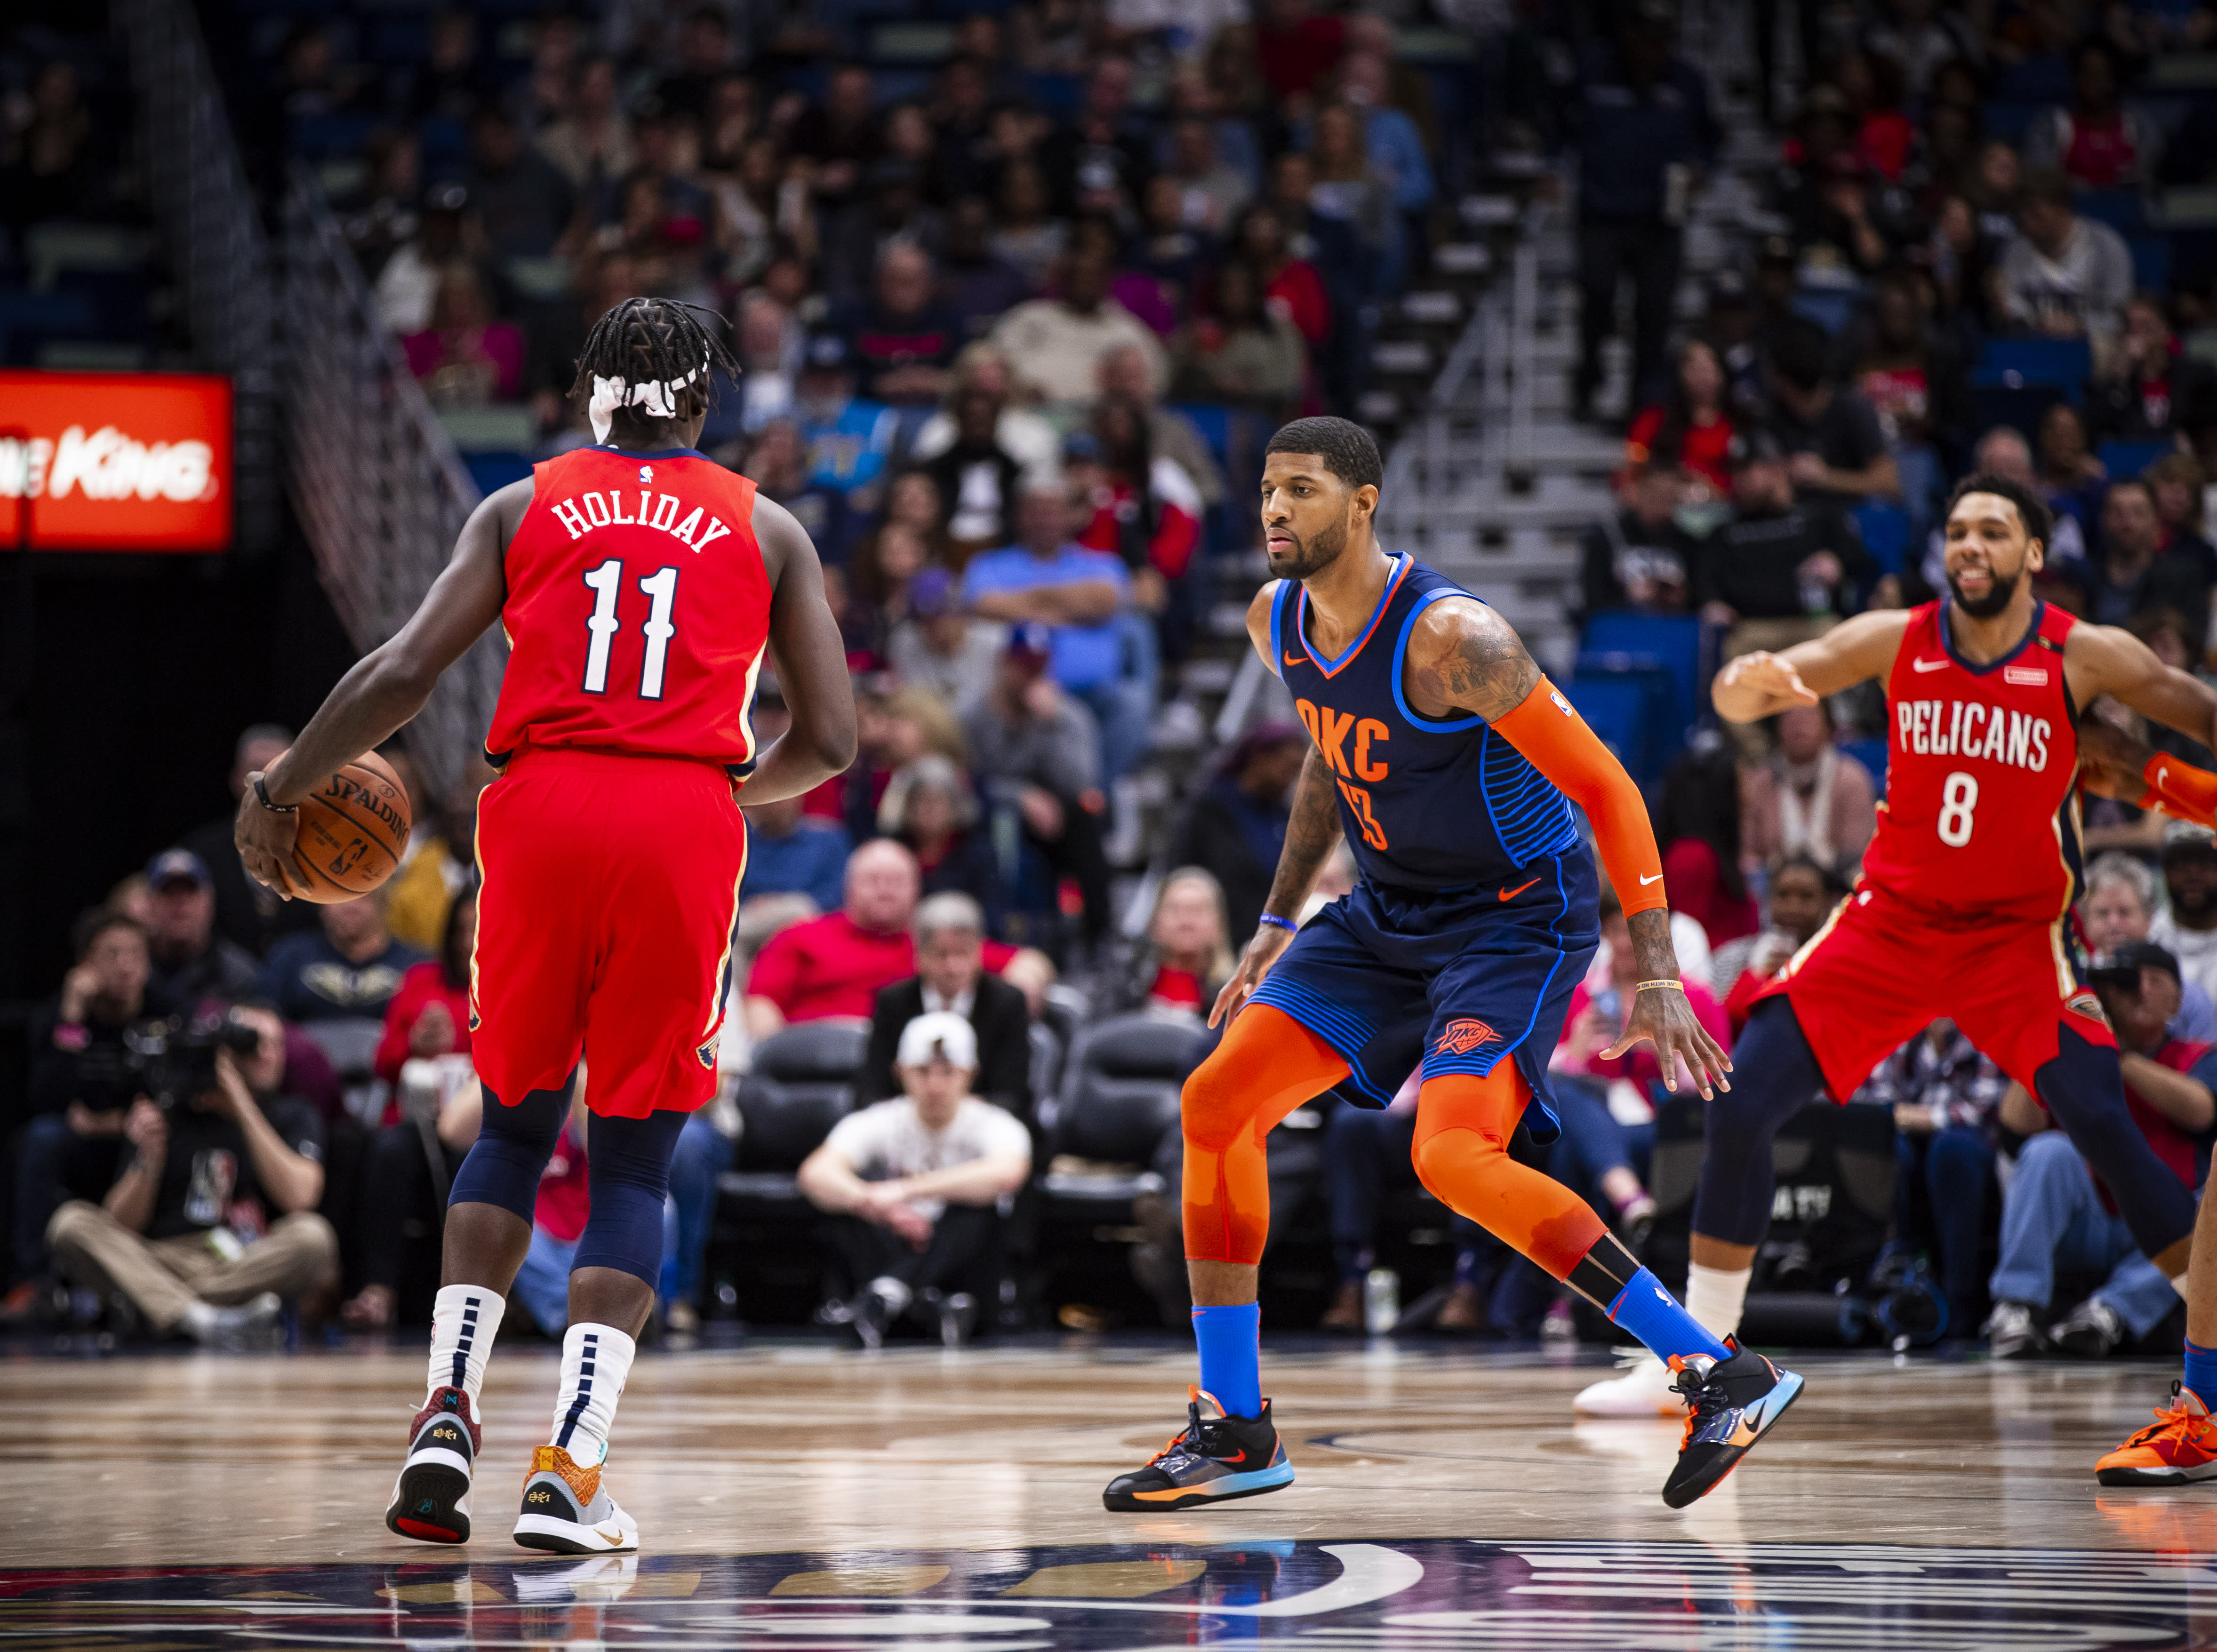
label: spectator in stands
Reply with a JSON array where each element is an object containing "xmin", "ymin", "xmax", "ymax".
[
  {"xmin": 1655, "ymin": 745, "xmax": 1759, "ymax": 947},
  {"xmin": 2023, "ymin": 40, "xmax": 2160, "ymax": 190},
  {"xmin": 1041, "ymin": 56, "xmax": 1153, "ymax": 217},
  {"xmin": 1766, "ymin": 316, "xmax": 1903, "ymax": 506},
  {"xmin": 1627, "ymin": 338, "xmax": 1737, "ymax": 498},
  {"xmin": 1172, "ymin": 259, "xmax": 1307, "ymax": 421},
  {"xmin": 2035, "ymin": 401, "xmax": 2110, "ymax": 535},
  {"xmin": 1701, "ymin": 430, "xmax": 1874, "ymax": 668},
  {"xmin": 964, "ymin": 626, "xmax": 1113, "ymax": 947},
  {"xmin": 2150, "ymin": 454, "xmax": 2217, "ymax": 583},
  {"xmin": 1859, "ymin": 1018, "xmax": 2009, "ymax": 1338},
  {"xmin": 655, "ymin": 6, "xmax": 734, "ymax": 122},
  {"xmin": 1579, "ymin": 454, "xmax": 1695, "ymax": 622},
  {"xmin": 836, "ymin": 243, "xmax": 962, "ymax": 409},
  {"xmin": 791, "ymin": 63, "xmax": 880, "ymax": 212},
  {"xmin": 1, "ymin": 59, "xmax": 97, "ymax": 229},
  {"xmin": 745, "ymin": 841, "xmax": 925, "ymax": 1040},
  {"xmin": 2000, "ymin": 168, "xmax": 2133, "ymax": 350},
  {"xmin": 2082, "ymin": 852, "xmax": 2217, "ymax": 1039},
  {"xmin": 1709, "ymin": 851, "xmax": 1846, "ymax": 1030},
  {"xmin": 824, "ymin": 159, "xmax": 949, "ymax": 306},
  {"xmin": 857, "ymin": 894, "xmax": 1032, "ymax": 1118},
  {"xmin": 990, "ymin": 161, "xmax": 1068, "ymax": 294},
  {"xmin": 2153, "ymin": 822, "xmax": 2217, "ymax": 1014},
  {"xmin": 1115, "ymin": 868, "xmax": 1236, "ymax": 1018},
  {"xmin": 46, "ymin": 1006, "xmax": 336, "ymax": 1348},
  {"xmin": 1306, "ymin": 102, "xmax": 1403, "ymax": 297},
  {"xmin": 524, "ymin": 252, "xmax": 641, "ymax": 437},
  {"xmin": 911, "ymin": 344, "xmax": 1063, "ymax": 486},
  {"xmin": 402, "ymin": 13, "xmax": 485, "ymax": 125},
  {"xmin": 991, "ymin": 246, "xmax": 1168, "ymax": 415},
  {"xmin": 371, "ymin": 888, "xmax": 475, "ymax": 1088},
  {"xmin": 1237, "ymin": 199, "xmax": 1335, "ymax": 361},
  {"xmin": 800, "ymin": 1012, "xmax": 1032, "ymax": 1348},
  {"xmin": 1987, "ymin": 942, "xmax": 2211, "ymax": 1358},
  {"xmin": 1740, "ymin": 699, "xmax": 1879, "ymax": 876},
  {"xmin": 9, "ymin": 913, "xmax": 165, "ymax": 1304},
  {"xmin": 383, "ymin": 763, "xmax": 488, "ymax": 956},
  {"xmin": 536, "ymin": 56, "xmax": 633, "ymax": 195},
  {"xmin": 1852, "ymin": 273, "xmax": 1972, "ymax": 542},
  {"xmin": 257, "ymin": 897, "xmax": 427, "ymax": 1025},
  {"xmin": 940, "ymin": 195, "xmax": 1039, "ymax": 342},
  {"xmin": 141, "ymin": 850, "xmax": 259, "ymax": 1006},
  {"xmin": 404, "ymin": 265, "xmax": 525, "ymax": 407},
  {"xmin": 1337, "ymin": 48, "xmax": 1435, "ymax": 232},
  {"xmin": 1167, "ymin": 113, "xmax": 1253, "ymax": 234},
  {"xmin": 339, "ymin": 128, "xmax": 424, "ymax": 277},
  {"xmin": 340, "ymin": 1068, "xmax": 479, "ymax": 1332},
  {"xmin": 879, "ymin": 756, "xmax": 1008, "ymax": 928},
  {"xmin": 921, "ymin": 384, "xmax": 1029, "ymax": 560},
  {"xmin": 1569, "ymin": 4, "xmax": 1719, "ymax": 418},
  {"xmin": 464, "ymin": 105, "xmax": 574, "ymax": 264},
  {"xmin": 180, "ymin": 725, "xmax": 315, "ymax": 957},
  {"xmin": 1072, "ymin": 399, "xmax": 1206, "ymax": 602},
  {"xmin": 1164, "ymin": 724, "xmax": 1305, "ymax": 942},
  {"xmin": 1098, "ymin": 344, "xmax": 1227, "ymax": 512},
  {"xmin": 889, "ymin": 569, "xmax": 1003, "ymax": 719},
  {"xmin": 1319, "ymin": 1077, "xmax": 1492, "ymax": 1333},
  {"xmin": 744, "ymin": 419, "xmax": 848, "ymax": 566},
  {"xmin": 794, "ymin": 332, "xmax": 899, "ymax": 507},
  {"xmin": 741, "ymin": 789, "xmax": 851, "ymax": 916},
  {"xmin": 840, "ymin": 685, "xmax": 971, "ymax": 845},
  {"xmin": 962, "ymin": 484, "xmax": 1149, "ymax": 785},
  {"xmin": 2072, "ymin": 477, "xmax": 2213, "ymax": 633}
]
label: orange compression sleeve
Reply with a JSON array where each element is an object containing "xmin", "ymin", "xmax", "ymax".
[
  {"xmin": 1489, "ymin": 676, "xmax": 1667, "ymax": 916},
  {"xmin": 2144, "ymin": 752, "xmax": 2217, "ymax": 830}
]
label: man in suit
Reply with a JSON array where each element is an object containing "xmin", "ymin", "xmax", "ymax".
[{"xmin": 858, "ymin": 893, "xmax": 1033, "ymax": 1121}]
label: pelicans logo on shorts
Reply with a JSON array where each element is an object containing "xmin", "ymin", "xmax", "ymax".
[
  {"xmin": 1434, "ymin": 1018, "xmax": 1498, "ymax": 1056},
  {"xmin": 2066, "ymin": 988, "xmax": 2110, "ymax": 1027}
]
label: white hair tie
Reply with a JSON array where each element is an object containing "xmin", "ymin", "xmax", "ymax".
[{"xmin": 589, "ymin": 356, "xmax": 710, "ymax": 443}]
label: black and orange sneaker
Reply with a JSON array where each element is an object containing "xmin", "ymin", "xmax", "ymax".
[
  {"xmin": 1102, "ymin": 1387, "xmax": 1295, "ymax": 1512},
  {"xmin": 384, "ymin": 1386, "xmax": 479, "ymax": 1544},
  {"xmin": 2097, "ymin": 1383, "xmax": 2217, "ymax": 1486},
  {"xmin": 1661, "ymin": 1341, "xmax": 1804, "ymax": 1509}
]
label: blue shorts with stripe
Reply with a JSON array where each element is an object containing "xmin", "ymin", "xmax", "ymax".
[{"xmin": 1247, "ymin": 848, "xmax": 1599, "ymax": 1142}]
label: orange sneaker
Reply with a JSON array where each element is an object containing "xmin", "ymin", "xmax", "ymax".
[{"xmin": 2097, "ymin": 1383, "xmax": 2217, "ymax": 1487}]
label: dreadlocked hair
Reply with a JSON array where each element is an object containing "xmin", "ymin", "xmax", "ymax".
[{"xmin": 568, "ymin": 296, "xmax": 738, "ymax": 436}]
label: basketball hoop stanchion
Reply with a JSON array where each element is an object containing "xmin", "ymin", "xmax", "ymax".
[{"xmin": 0, "ymin": 424, "xmax": 33, "ymax": 1008}]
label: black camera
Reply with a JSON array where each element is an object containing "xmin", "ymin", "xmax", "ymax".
[{"xmin": 120, "ymin": 1010, "xmax": 264, "ymax": 1110}]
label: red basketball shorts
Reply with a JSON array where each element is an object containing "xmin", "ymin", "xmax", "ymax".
[
  {"xmin": 1757, "ymin": 881, "xmax": 2113, "ymax": 1100},
  {"xmin": 470, "ymin": 748, "xmax": 747, "ymax": 1119}
]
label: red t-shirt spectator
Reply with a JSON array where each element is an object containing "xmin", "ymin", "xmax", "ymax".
[
  {"xmin": 1265, "ymin": 261, "xmax": 1331, "ymax": 348},
  {"xmin": 374, "ymin": 959, "xmax": 474, "ymax": 1085},
  {"xmin": 1557, "ymin": 976, "xmax": 1731, "ymax": 1095},
  {"xmin": 1662, "ymin": 838, "xmax": 1759, "ymax": 947},
  {"xmin": 2118, "ymin": 1037, "xmax": 2213, "ymax": 1195},
  {"xmin": 1625, "ymin": 403, "xmax": 1735, "ymax": 493},
  {"xmin": 536, "ymin": 1117, "xmax": 591, "ymax": 1243},
  {"xmin": 1256, "ymin": 12, "xmax": 1346, "ymax": 98},
  {"xmin": 747, "ymin": 911, "xmax": 1016, "ymax": 1022}
]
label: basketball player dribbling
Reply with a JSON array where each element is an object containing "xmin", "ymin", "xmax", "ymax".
[
  {"xmin": 235, "ymin": 298, "xmax": 856, "ymax": 1552},
  {"xmin": 1572, "ymin": 472, "xmax": 2217, "ymax": 1487},
  {"xmin": 1101, "ymin": 417, "xmax": 1797, "ymax": 1514}
]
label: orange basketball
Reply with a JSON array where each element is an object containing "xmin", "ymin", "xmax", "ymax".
[{"xmin": 286, "ymin": 750, "xmax": 412, "ymax": 903}]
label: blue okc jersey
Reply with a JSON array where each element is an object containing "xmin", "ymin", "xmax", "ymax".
[{"xmin": 1269, "ymin": 554, "xmax": 1584, "ymax": 894}]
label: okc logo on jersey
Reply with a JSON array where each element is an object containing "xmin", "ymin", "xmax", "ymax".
[{"xmin": 1434, "ymin": 1018, "xmax": 1497, "ymax": 1055}]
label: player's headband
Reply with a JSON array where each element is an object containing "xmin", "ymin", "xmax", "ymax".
[{"xmin": 589, "ymin": 357, "xmax": 708, "ymax": 444}]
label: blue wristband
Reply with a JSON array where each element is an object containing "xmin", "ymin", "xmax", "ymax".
[{"xmin": 1258, "ymin": 913, "xmax": 1298, "ymax": 934}]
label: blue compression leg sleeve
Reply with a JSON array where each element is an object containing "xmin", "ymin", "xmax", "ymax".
[
  {"xmin": 572, "ymin": 1109, "xmax": 692, "ymax": 1287},
  {"xmin": 448, "ymin": 1080, "xmax": 572, "ymax": 1223}
]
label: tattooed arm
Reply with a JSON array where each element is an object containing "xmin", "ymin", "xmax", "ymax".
[
  {"xmin": 1402, "ymin": 598, "xmax": 1731, "ymax": 1095},
  {"xmin": 1212, "ymin": 582, "xmax": 1348, "ymax": 1027}
]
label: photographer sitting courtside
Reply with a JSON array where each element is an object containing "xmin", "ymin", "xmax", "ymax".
[{"xmin": 46, "ymin": 1004, "xmax": 338, "ymax": 1347}]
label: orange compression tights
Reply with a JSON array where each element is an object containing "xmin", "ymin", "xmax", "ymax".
[
  {"xmin": 1182, "ymin": 1005, "xmax": 1350, "ymax": 1264},
  {"xmin": 1411, "ymin": 1069, "xmax": 1608, "ymax": 1282}
]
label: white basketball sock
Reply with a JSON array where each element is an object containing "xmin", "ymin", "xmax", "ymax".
[
  {"xmin": 549, "ymin": 1322, "xmax": 636, "ymax": 1468},
  {"xmin": 425, "ymin": 1285, "xmax": 504, "ymax": 1415},
  {"xmin": 1684, "ymin": 1262, "xmax": 1752, "ymax": 1345}
]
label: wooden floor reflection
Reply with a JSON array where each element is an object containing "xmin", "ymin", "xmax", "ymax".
[{"xmin": 8, "ymin": 1338, "xmax": 2217, "ymax": 1566}]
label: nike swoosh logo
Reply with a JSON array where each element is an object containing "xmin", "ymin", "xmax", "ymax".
[
  {"xmin": 1214, "ymin": 1448, "xmax": 1249, "ymax": 1464},
  {"xmin": 1283, "ymin": 651, "xmax": 1306, "ymax": 668},
  {"xmin": 2159, "ymin": 766, "xmax": 2172, "ymax": 790},
  {"xmin": 1640, "ymin": 873, "xmax": 1663, "ymax": 886},
  {"xmin": 1911, "ymin": 656, "xmax": 1949, "ymax": 672},
  {"xmin": 1499, "ymin": 878, "xmax": 1540, "ymax": 901},
  {"xmin": 596, "ymin": 1524, "xmax": 627, "ymax": 1544}
]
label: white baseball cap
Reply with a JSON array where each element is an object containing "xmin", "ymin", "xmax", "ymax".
[{"xmin": 896, "ymin": 1011, "xmax": 977, "ymax": 1071}]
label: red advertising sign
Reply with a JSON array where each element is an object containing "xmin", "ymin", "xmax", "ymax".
[{"xmin": 0, "ymin": 371, "xmax": 233, "ymax": 552}]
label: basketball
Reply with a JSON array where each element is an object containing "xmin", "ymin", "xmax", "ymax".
[{"xmin": 285, "ymin": 750, "xmax": 411, "ymax": 903}]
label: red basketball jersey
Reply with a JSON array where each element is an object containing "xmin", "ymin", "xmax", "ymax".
[
  {"xmin": 1858, "ymin": 599, "xmax": 2081, "ymax": 924},
  {"xmin": 485, "ymin": 446, "xmax": 771, "ymax": 773}
]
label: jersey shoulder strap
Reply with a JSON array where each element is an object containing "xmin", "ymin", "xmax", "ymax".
[
  {"xmin": 2035, "ymin": 598, "xmax": 2075, "ymax": 654},
  {"xmin": 1267, "ymin": 578, "xmax": 1297, "ymax": 679}
]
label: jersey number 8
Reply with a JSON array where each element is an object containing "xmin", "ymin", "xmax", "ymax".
[
  {"xmin": 1937, "ymin": 771, "xmax": 1978, "ymax": 847},
  {"xmin": 582, "ymin": 558, "xmax": 681, "ymax": 700}
]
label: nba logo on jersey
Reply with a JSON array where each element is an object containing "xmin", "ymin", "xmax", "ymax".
[
  {"xmin": 639, "ymin": 464, "xmax": 654, "ymax": 485},
  {"xmin": 1434, "ymin": 1017, "xmax": 1497, "ymax": 1055}
]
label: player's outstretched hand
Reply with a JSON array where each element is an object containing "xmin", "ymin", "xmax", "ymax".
[
  {"xmin": 234, "ymin": 771, "xmax": 307, "ymax": 902},
  {"xmin": 1209, "ymin": 922, "xmax": 1296, "ymax": 1029},
  {"xmin": 1715, "ymin": 650, "xmax": 1819, "ymax": 716},
  {"xmin": 1605, "ymin": 983, "xmax": 1734, "ymax": 1101}
]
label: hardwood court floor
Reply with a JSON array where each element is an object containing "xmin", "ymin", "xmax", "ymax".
[{"xmin": 8, "ymin": 1340, "xmax": 2217, "ymax": 1649}]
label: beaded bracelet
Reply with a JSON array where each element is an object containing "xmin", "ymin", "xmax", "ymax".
[{"xmin": 1258, "ymin": 913, "xmax": 1299, "ymax": 934}]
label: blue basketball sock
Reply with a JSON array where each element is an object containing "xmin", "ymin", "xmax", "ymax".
[
  {"xmin": 1191, "ymin": 1303, "xmax": 1263, "ymax": 1419},
  {"xmin": 1605, "ymin": 1268, "xmax": 1733, "ymax": 1366},
  {"xmin": 2185, "ymin": 1339, "xmax": 2217, "ymax": 1405}
]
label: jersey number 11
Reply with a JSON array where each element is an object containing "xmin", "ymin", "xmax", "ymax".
[{"xmin": 582, "ymin": 558, "xmax": 681, "ymax": 700}]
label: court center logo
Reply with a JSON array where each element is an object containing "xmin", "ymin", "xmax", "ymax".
[{"xmin": 1434, "ymin": 1018, "xmax": 1497, "ymax": 1056}]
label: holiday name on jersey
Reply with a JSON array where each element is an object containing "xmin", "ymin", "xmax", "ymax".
[
  {"xmin": 1894, "ymin": 697, "xmax": 2053, "ymax": 771},
  {"xmin": 546, "ymin": 487, "xmax": 735, "ymax": 552}
]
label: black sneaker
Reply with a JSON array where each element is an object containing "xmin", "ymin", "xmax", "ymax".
[
  {"xmin": 2051, "ymin": 1297, "xmax": 2123, "ymax": 1358},
  {"xmin": 385, "ymin": 1386, "xmax": 479, "ymax": 1544},
  {"xmin": 1662, "ymin": 1341, "xmax": 1804, "ymax": 1509},
  {"xmin": 1102, "ymin": 1387, "xmax": 1295, "ymax": 1511}
]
